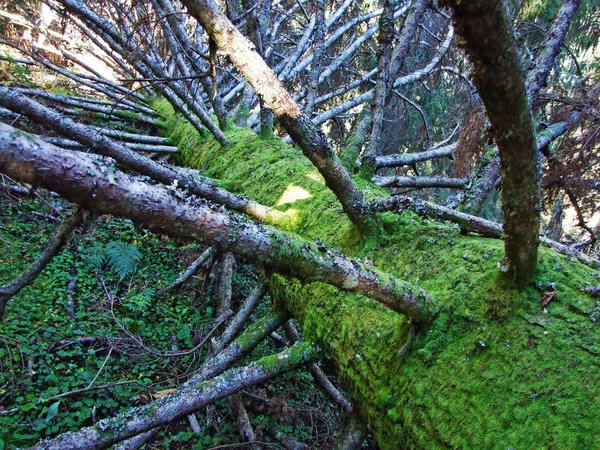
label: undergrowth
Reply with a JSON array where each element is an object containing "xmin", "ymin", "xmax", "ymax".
[{"xmin": 0, "ymin": 193, "xmax": 343, "ymax": 449}]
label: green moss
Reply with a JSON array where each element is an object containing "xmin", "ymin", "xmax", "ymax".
[
  {"xmin": 47, "ymin": 87, "xmax": 75, "ymax": 97},
  {"xmin": 154, "ymin": 99, "xmax": 600, "ymax": 449}
]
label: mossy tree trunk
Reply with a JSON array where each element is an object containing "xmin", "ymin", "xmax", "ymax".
[
  {"xmin": 440, "ymin": 0, "xmax": 541, "ymax": 286},
  {"xmin": 1, "ymin": 1, "xmax": 599, "ymax": 448}
]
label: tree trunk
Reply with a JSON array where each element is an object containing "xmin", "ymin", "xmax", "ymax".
[{"xmin": 440, "ymin": 0, "xmax": 541, "ymax": 286}]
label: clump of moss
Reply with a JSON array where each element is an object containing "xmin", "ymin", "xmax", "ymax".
[{"xmin": 155, "ymin": 99, "xmax": 600, "ymax": 449}]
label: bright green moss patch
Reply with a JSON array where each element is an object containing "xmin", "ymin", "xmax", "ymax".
[{"xmin": 155, "ymin": 99, "xmax": 600, "ymax": 449}]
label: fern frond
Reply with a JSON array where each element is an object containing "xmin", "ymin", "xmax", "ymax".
[
  {"xmin": 105, "ymin": 241, "xmax": 142, "ymax": 280},
  {"xmin": 81, "ymin": 243, "xmax": 108, "ymax": 271},
  {"xmin": 125, "ymin": 287, "xmax": 154, "ymax": 313}
]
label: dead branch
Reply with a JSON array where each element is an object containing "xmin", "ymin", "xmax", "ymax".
[
  {"xmin": 218, "ymin": 281, "xmax": 268, "ymax": 350},
  {"xmin": 337, "ymin": 410, "xmax": 368, "ymax": 450},
  {"xmin": 374, "ymin": 175, "xmax": 468, "ymax": 189},
  {"xmin": 161, "ymin": 247, "xmax": 215, "ymax": 294},
  {"xmin": 0, "ymin": 124, "xmax": 437, "ymax": 322},
  {"xmin": 0, "ymin": 87, "xmax": 272, "ymax": 221},
  {"xmin": 29, "ymin": 341, "xmax": 318, "ymax": 449},
  {"xmin": 182, "ymin": 0, "xmax": 374, "ymax": 233},
  {"xmin": 368, "ymin": 195, "xmax": 600, "ymax": 268},
  {"xmin": 284, "ymin": 321, "xmax": 352, "ymax": 413},
  {"xmin": 376, "ymin": 142, "xmax": 457, "ymax": 169},
  {"xmin": 0, "ymin": 207, "xmax": 88, "ymax": 317}
]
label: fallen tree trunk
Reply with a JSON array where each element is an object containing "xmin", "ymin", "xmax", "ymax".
[
  {"xmin": 0, "ymin": 87, "xmax": 271, "ymax": 221},
  {"xmin": 0, "ymin": 123, "xmax": 436, "ymax": 323},
  {"xmin": 2, "ymin": 119, "xmax": 600, "ymax": 448},
  {"xmin": 161, "ymin": 109, "xmax": 600, "ymax": 449}
]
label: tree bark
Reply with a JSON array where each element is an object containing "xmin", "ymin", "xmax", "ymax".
[
  {"xmin": 367, "ymin": 0, "xmax": 395, "ymax": 159},
  {"xmin": 367, "ymin": 0, "xmax": 428, "ymax": 159},
  {"xmin": 0, "ymin": 124, "xmax": 437, "ymax": 323},
  {"xmin": 440, "ymin": 0, "xmax": 540, "ymax": 286}
]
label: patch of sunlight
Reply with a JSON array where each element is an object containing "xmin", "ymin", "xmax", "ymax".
[
  {"xmin": 276, "ymin": 184, "xmax": 312, "ymax": 206},
  {"xmin": 266, "ymin": 208, "xmax": 301, "ymax": 229},
  {"xmin": 305, "ymin": 170, "xmax": 325, "ymax": 184}
]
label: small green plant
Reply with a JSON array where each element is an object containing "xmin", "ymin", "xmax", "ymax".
[
  {"xmin": 5, "ymin": 57, "xmax": 34, "ymax": 87},
  {"xmin": 124, "ymin": 287, "xmax": 154, "ymax": 314},
  {"xmin": 81, "ymin": 241, "xmax": 142, "ymax": 281}
]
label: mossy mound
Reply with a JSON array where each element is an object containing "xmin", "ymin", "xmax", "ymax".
[{"xmin": 155, "ymin": 99, "xmax": 600, "ymax": 449}]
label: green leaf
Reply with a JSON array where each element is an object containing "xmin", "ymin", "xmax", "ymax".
[
  {"xmin": 21, "ymin": 402, "xmax": 36, "ymax": 412},
  {"xmin": 45, "ymin": 401, "xmax": 61, "ymax": 423},
  {"xmin": 105, "ymin": 241, "xmax": 142, "ymax": 280}
]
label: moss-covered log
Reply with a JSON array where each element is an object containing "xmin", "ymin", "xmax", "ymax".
[
  {"xmin": 2, "ymin": 112, "xmax": 600, "ymax": 448},
  {"xmin": 155, "ymin": 101, "xmax": 600, "ymax": 449}
]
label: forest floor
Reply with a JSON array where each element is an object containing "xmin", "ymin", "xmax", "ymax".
[{"xmin": 0, "ymin": 189, "xmax": 354, "ymax": 449}]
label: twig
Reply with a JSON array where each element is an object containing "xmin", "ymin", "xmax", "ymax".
[
  {"xmin": 86, "ymin": 348, "xmax": 113, "ymax": 390},
  {"xmin": 45, "ymin": 380, "xmax": 138, "ymax": 401},
  {"xmin": 161, "ymin": 247, "xmax": 214, "ymax": 294},
  {"xmin": 283, "ymin": 321, "xmax": 352, "ymax": 413},
  {"xmin": 208, "ymin": 442, "xmax": 281, "ymax": 449}
]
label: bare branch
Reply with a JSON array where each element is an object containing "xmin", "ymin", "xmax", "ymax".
[
  {"xmin": 527, "ymin": 0, "xmax": 582, "ymax": 102},
  {"xmin": 375, "ymin": 143, "xmax": 457, "ymax": 169},
  {"xmin": 29, "ymin": 341, "xmax": 318, "ymax": 449},
  {"xmin": 161, "ymin": 247, "xmax": 215, "ymax": 293},
  {"xmin": 374, "ymin": 176, "xmax": 468, "ymax": 189},
  {"xmin": 0, "ymin": 207, "xmax": 87, "ymax": 317},
  {"xmin": 0, "ymin": 87, "xmax": 271, "ymax": 220}
]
